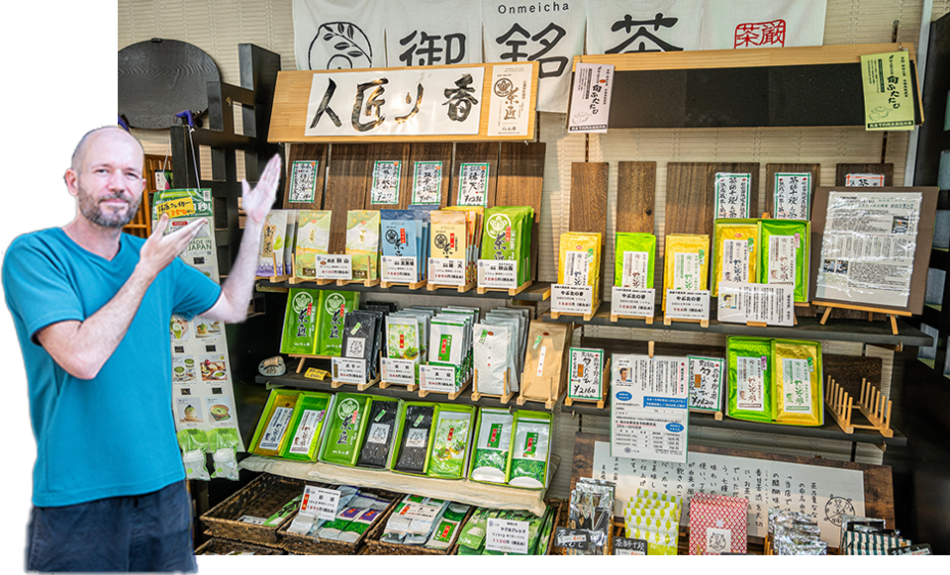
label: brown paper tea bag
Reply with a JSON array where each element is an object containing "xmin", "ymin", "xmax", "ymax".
[{"xmin": 521, "ymin": 322, "xmax": 572, "ymax": 401}]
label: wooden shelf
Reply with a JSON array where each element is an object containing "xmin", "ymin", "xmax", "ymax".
[
  {"xmin": 542, "ymin": 309, "xmax": 933, "ymax": 348},
  {"xmin": 257, "ymin": 279, "xmax": 552, "ymax": 302},
  {"xmin": 561, "ymin": 403, "xmax": 907, "ymax": 447},
  {"xmin": 256, "ymin": 371, "xmax": 553, "ymax": 411}
]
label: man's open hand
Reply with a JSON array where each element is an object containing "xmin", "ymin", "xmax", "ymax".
[
  {"xmin": 243, "ymin": 155, "xmax": 282, "ymax": 226},
  {"xmin": 137, "ymin": 213, "xmax": 207, "ymax": 279}
]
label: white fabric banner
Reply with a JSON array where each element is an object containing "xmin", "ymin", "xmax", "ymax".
[
  {"xmin": 386, "ymin": 0, "xmax": 483, "ymax": 67},
  {"xmin": 483, "ymin": 0, "xmax": 587, "ymax": 114},
  {"xmin": 587, "ymin": 1, "xmax": 825, "ymax": 54},
  {"xmin": 699, "ymin": 0, "xmax": 826, "ymax": 50},
  {"xmin": 587, "ymin": 0, "xmax": 703, "ymax": 54},
  {"xmin": 293, "ymin": 0, "xmax": 387, "ymax": 70}
]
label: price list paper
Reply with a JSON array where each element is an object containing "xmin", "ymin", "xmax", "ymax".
[
  {"xmin": 551, "ymin": 285, "xmax": 594, "ymax": 315},
  {"xmin": 611, "ymin": 287, "xmax": 655, "ymax": 318},
  {"xmin": 428, "ymin": 257, "xmax": 466, "ymax": 286},
  {"xmin": 380, "ymin": 357, "xmax": 416, "ymax": 385},
  {"xmin": 331, "ymin": 357, "xmax": 367, "ymax": 384},
  {"xmin": 610, "ymin": 355, "xmax": 689, "ymax": 464},
  {"xmin": 477, "ymin": 259, "xmax": 518, "ymax": 289},
  {"xmin": 486, "ymin": 518, "xmax": 530, "ymax": 554},
  {"xmin": 591, "ymin": 441, "xmax": 867, "ymax": 546},
  {"xmin": 419, "ymin": 364, "xmax": 458, "ymax": 393},
  {"xmin": 717, "ymin": 282, "xmax": 795, "ymax": 326},
  {"xmin": 664, "ymin": 290, "xmax": 710, "ymax": 322},
  {"xmin": 381, "ymin": 256, "xmax": 418, "ymax": 283},
  {"xmin": 315, "ymin": 254, "xmax": 353, "ymax": 280}
]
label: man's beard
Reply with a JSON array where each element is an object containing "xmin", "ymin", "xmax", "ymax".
[{"xmin": 78, "ymin": 187, "xmax": 141, "ymax": 228}]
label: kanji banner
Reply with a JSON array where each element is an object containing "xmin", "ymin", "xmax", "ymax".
[
  {"xmin": 587, "ymin": 0, "xmax": 704, "ymax": 55},
  {"xmin": 699, "ymin": 0, "xmax": 826, "ymax": 50},
  {"xmin": 386, "ymin": 0, "xmax": 483, "ymax": 67}
]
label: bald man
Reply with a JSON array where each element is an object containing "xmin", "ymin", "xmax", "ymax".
[{"xmin": 2, "ymin": 127, "xmax": 281, "ymax": 571}]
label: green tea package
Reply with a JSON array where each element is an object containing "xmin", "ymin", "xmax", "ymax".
[
  {"xmin": 469, "ymin": 408, "xmax": 514, "ymax": 484},
  {"xmin": 319, "ymin": 393, "xmax": 371, "ymax": 466},
  {"xmin": 315, "ymin": 290, "xmax": 360, "ymax": 356},
  {"xmin": 386, "ymin": 316, "xmax": 420, "ymax": 360},
  {"xmin": 614, "ymin": 232, "xmax": 656, "ymax": 288},
  {"xmin": 456, "ymin": 507, "xmax": 494, "ymax": 551},
  {"xmin": 508, "ymin": 411, "xmax": 552, "ymax": 489},
  {"xmin": 279, "ymin": 288, "xmax": 321, "ymax": 355},
  {"xmin": 726, "ymin": 337, "xmax": 773, "ymax": 423},
  {"xmin": 279, "ymin": 392, "xmax": 333, "ymax": 461},
  {"xmin": 345, "ymin": 210, "xmax": 381, "ymax": 280},
  {"xmin": 759, "ymin": 219, "xmax": 810, "ymax": 303},
  {"xmin": 481, "ymin": 206, "xmax": 534, "ymax": 286},
  {"xmin": 294, "ymin": 210, "xmax": 332, "ymax": 280},
  {"xmin": 428, "ymin": 318, "xmax": 467, "ymax": 373},
  {"xmin": 424, "ymin": 503, "xmax": 472, "ymax": 550},
  {"xmin": 356, "ymin": 397, "xmax": 400, "ymax": 469},
  {"xmin": 473, "ymin": 323, "xmax": 512, "ymax": 395},
  {"xmin": 248, "ymin": 390, "xmax": 301, "ymax": 456},
  {"xmin": 394, "ymin": 403, "xmax": 436, "ymax": 474},
  {"xmin": 426, "ymin": 406, "xmax": 474, "ymax": 479},
  {"xmin": 257, "ymin": 210, "xmax": 288, "ymax": 277},
  {"xmin": 772, "ymin": 339, "xmax": 823, "ymax": 426}
]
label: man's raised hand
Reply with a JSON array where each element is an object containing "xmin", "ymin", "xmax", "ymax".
[{"xmin": 242, "ymin": 155, "xmax": 282, "ymax": 226}]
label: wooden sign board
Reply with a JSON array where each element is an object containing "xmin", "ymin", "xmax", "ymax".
[{"xmin": 269, "ymin": 62, "xmax": 539, "ymax": 143}]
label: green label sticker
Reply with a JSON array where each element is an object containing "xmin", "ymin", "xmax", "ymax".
[
  {"xmin": 524, "ymin": 432, "xmax": 539, "ymax": 456},
  {"xmin": 414, "ymin": 414, "xmax": 425, "ymax": 427},
  {"xmin": 487, "ymin": 423, "xmax": 502, "ymax": 448},
  {"xmin": 375, "ymin": 408, "xmax": 386, "ymax": 422},
  {"xmin": 533, "ymin": 335, "xmax": 543, "ymax": 350},
  {"xmin": 351, "ymin": 322, "xmax": 362, "ymax": 335}
]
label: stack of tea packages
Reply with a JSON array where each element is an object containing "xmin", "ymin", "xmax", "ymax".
[
  {"xmin": 455, "ymin": 502, "xmax": 559, "ymax": 555},
  {"xmin": 379, "ymin": 496, "xmax": 472, "ymax": 550}
]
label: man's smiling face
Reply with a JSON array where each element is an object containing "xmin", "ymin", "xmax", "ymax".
[{"xmin": 68, "ymin": 128, "xmax": 145, "ymax": 229}]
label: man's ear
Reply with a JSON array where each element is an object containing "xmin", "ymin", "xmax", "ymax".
[{"xmin": 64, "ymin": 168, "xmax": 79, "ymax": 198}]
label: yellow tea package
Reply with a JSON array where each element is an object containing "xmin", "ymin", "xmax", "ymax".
[
  {"xmin": 772, "ymin": 339, "xmax": 823, "ymax": 426},
  {"xmin": 430, "ymin": 210, "xmax": 468, "ymax": 261},
  {"xmin": 662, "ymin": 234, "xmax": 709, "ymax": 310},
  {"xmin": 558, "ymin": 232, "xmax": 602, "ymax": 303},
  {"xmin": 249, "ymin": 390, "xmax": 301, "ymax": 456},
  {"xmin": 712, "ymin": 220, "xmax": 758, "ymax": 297}
]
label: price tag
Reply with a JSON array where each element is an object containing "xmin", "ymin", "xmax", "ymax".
[
  {"xmin": 551, "ymin": 284, "xmax": 594, "ymax": 315},
  {"xmin": 381, "ymin": 256, "xmax": 418, "ymax": 283},
  {"xmin": 331, "ymin": 357, "xmax": 367, "ymax": 384},
  {"xmin": 303, "ymin": 368, "xmax": 329, "ymax": 381},
  {"xmin": 611, "ymin": 287, "xmax": 655, "ymax": 318},
  {"xmin": 380, "ymin": 357, "xmax": 416, "ymax": 385},
  {"xmin": 299, "ymin": 485, "xmax": 340, "ymax": 522},
  {"xmin": 664, "ymin": 290, "xmax": 710, "ymax": 322},
  {"xmin": 314, "ymin": 254, "xmax": 353, "ymax": 280},
  {"xmin": 477, "ymin": 259, "xmax": 518, "ymax": 289},
  {"xmin": 419, "ymin": 364, "xmax": 457, "ymax": 393},
  {"xmin": 554, "ymin": 527, "xmax": 590, "ymax": 551},
  {"xmin": 717, "ymin": 282, "xmax": 794, "ymax": 326},
  {"xmin": 428, "ymin": 257, "xmax": 466, "ymax": 286},
  {"xmin": 486, "ymin": 518, "xmax": 529, "ymax": 554},
  {"xmin": 612, "ymin": 537, "xmax": 648, "ymax": 555}
]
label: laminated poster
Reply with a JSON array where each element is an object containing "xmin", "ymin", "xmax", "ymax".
[
  {"xmin": 154, "ymin": 189, "xmax": 244, "ymax": 451},
  {"xmin": 815, "ymin": 192, "xmax": 921, "ymax": 308},
  {"xmin": 370, "ymin": 160, "xmax": 401, "ymax": 205},
  {"xmin": 288, "ymin": 160, "xmax": 319, "ymax": 204},
  {"xmin": 412, "ymin": 161, "xmax": 442, "ymax": 205},
  {"xmin": 773, "ymin": 173, "xmax": 811, "ymax": 220},
  {"xmin": 714, "ymin": 173, "xmax": 751, "ymax": 219},
  {"xmin": 456, "ymin": 163, "xmax": 490, "ymax": 207},
  {"xmin": 610, "ymin": 355, "xmax": 689, "ymax": 464}
]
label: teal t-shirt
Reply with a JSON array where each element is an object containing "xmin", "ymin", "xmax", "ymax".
[{"xmin": 2, "ymin": 228, "xmax": 221, "ymax": 507}]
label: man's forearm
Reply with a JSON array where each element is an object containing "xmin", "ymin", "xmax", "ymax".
[{"xmin": 204, "ymin": 220, "xmax": 265, "ymax": 323}]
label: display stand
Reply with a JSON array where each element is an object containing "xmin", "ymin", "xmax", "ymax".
[
  {"xmin": 330, "ymin": 373, "xmax": 381, "ymax": 391},
  {"xmin": 470, "ymin": 368, "xmax": 513, "ymax": 404},
  {"xmin": 257, "ymin": 253, "xmax": 291, "ymax": 283},
  {"xmin": 378, "ymin": 379, "xmax": 419, "ymax": 392},
  {"xmin": 663, "ymin": 314, "xmax": 709, "ymax": 329},
  {"xmin": 417, "ymin": 378, "xmax": 472, "ymax": 400},
  {"xmin": 550, "ymin": 301, "xmax": 601, "ymax": 322},
  {"xmin": 816, "ymin": 302, "xmax": 905, "ymax": 336},
  {"xmin": 379, "ymin": 279, "xmax": 427, "ymax": 290},
  {"xmin": 610, "ymin": 311, "xmax": 654, "ymax": 324},
  {"xmin": 336, "ymin": 255, "xmax": 380, "ymax": 287},
  {"xmin": 563, "ymin": 357, "xmax": 611, "ymax": 410},
  {"xmin": 476, "ymin": 280, "xmax": 533, "ymax": 297},
  {"xmin": 825, "ymin": 376, "xmax": 894, "ymax": 438},
  {"xmin": 289, "ymin": 354, "xmax": 335, "ymax": 373},
  {"xmin": 426, "ymin": 280, "xmax": 477, "ymax": 293}
]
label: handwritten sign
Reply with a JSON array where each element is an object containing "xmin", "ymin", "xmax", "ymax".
[
  {"xmin": 456, "ymin": 163, "xmax": 490, "ymax": 207},
  {"xmin": 411, "ymin": 161, "xmax": 442, "ymax": 205},
  {"xmin": 714, "ymin": 173, "xmax": 751, "ymax": 219},
  {"xmin": 687, "ymin": 356, "xmax": 725, "ymax": 413},
  {"xmin": 155, "ymin": 197, "xmax": 196, "ymax": 219},
  {"xmin": 304, "ymin": 368, "xmax": 329, "ymax": 381},
  {"xmin": 773, "ymin": 172, "xmax": 811, "ymax": 220},
  {"xmin": 613, "ymin": 537, "xmax": 648, "ymax": 556},
  {"xmin": 370, "ymin": 160, "xmax": 401, "ymax": 205},
  {"xmin": 568, "ymin": 347, "xmax": 604, "ymax": 401},
  {"xmin": 288, "ymin": 160, "xmax": 318, "ymax": 203}
]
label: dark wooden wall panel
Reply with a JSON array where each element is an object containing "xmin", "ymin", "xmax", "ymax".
[
  {"xmin": 324, "ymin": 144, "xmax": 371, "ymax": 254},
  {"xmin": 497, "ymin": 142, "xmax": 546, "ymax": 281},
  {"xmin": 616, "ymin": 161, "xmax": 656, "ymax": 234},
  {"xmin": 569, "ymin": 162, "xmax": 609, "ymax": 239}
]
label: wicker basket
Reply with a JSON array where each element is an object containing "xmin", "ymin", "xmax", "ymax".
[
  {"xmin": 200, "ymin": 473, "xmax": 311, "ymax": 547},
  {"xmin": 277, "ymin": 488, "xmax": 402, "ymax": 555},
  {"xmin": 195, "ymin": 538, "xmax": 286, "ymax": 556}
]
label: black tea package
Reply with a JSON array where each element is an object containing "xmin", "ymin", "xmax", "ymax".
[
  {"xmin": 343, "ymin": 311, "xmax": 380, "ymax": 379},
  {"xmin": 357, "ymin": 400, "xmax": 398, "ymax": 468},
  {"xmin": 395, "ymin": 404, "xmax": 435, "ymax": 474}
]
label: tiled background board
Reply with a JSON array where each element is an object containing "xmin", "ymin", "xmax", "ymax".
[
  {"xmin": 665, "ymin": 162, "xmax": 760, "ymax": 238},
  {"xmin": 281, "ymin": 143, "xmax": 327, "ymax": 210},
  {"xmin": 324, "ymin": 143, "xmax": 372, "ymax": 254},
  {"xmin": 449, "ymin": 142, "xmax": 499, "ymax": 208},
  {"xmin": 364, "ymin": 143, "xmax": 411, "ymax": 209},
  {"xmin": 407, "ymin": 143, "xmax": 453, "ymax": 209},
  {"xmin": 765, "ymin": 163, "xmax": 821, "ymax": 219},
  {"xmin": 615, "ymin": 161, "xmax": 657, "ymax": 234},
  {"xmin": 835, "ymin": 163, "xmax": 895, "ymax": 186}
]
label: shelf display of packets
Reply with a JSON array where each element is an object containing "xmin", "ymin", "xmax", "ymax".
[
  {"xmin": 614, "ymin": 232, "xmax": 656, "ymax": 288},
  {"xmin": 288, "ymin": 487, "xmax": 392, "ymax": 542},
  {"xmin": 247, "ymin": 390, "xmax": 335, "ymax": 461},
  {"xmin": 256, "ymin": 209, "xmax": 296, "ymax": 277},
  {"xmin": 381, "ymin": 208, "xmax": 430, "ymax": 282},
  {"xmin": 769, "ymin": 508, "xmax": 827, "ymax": 555},
  {"xmin": 293, "ymin": 210, "xmax": 331, "ymax": 280},
  {"xmin": 624, "ymin": 489, "xmax": 682, "ymax": 556},
  {"xmin": 480, "ymin": 306, "xmax": 530, "ymax": 394},
  {"xmin": 711, "ymin": 219, "xmax": 758, "ymax": 297},
  {"xmin": 346, "ymin": 210, "xmax": 381, "ymax": 280},
  {"xmin": 480, "ymin": 206, "xmax": 534, "ymax": 287},
  {"xmin": 318, "ymin": 394, "xmax": 401, "ymax": 469},
  {"xmin": 379, "ymin": 496, "xmax": 471, "ymax": 550},
  {"xmin": 759, "ymin": 219, "xmax": 811, "ymax": 303},
  {"xmin": 468, "ymin": 409, "xmax": 552, "ymax": 489},
  {"xmin": 726, "ymin": 336, "xmax": 823, "ymax": 426},
  {"xmin": 427, "ymin": 309, "xmax": 476, "ymax": 389},
  {"xmin": 558, "ymin": 232, "xmax": 602, "ymax": 305},
  {"xmin": 444, "ymin": 206, "xmax": 483, "ymax": 284},
  {"xmin": 341, "ymin": 310, "xmax": 384, "ymax": 382},
  {"xmin": 279, "ymin": 289, "xmax": 361, "ymax": 357},
  {"xmin": 663, "ymin": 234, "xmax": 709, "ymax": 310},
  {"xmin": 430, "ymin": 208, "xmax": 482, "ymax": 285},
  {"xmin": 456, "ymin": 504, "xmax": 559, "ymax": 555},
  {"xmin": 390, "ymin": 402, "xmax": 475, "ymax": 479}
]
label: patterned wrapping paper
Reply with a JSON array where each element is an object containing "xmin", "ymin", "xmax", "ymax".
[
  {"xmin": 688, "ymin": 493, "xmax": 749, "ymax": 555},
  {"xmin": 842, "ymin": 531, "xmax": 912, "ymax": 555}
]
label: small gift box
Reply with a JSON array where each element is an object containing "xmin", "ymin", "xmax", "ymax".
[{"xmin": 688, "ymin": 493, "xmax": 748, "ymax": 555}]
